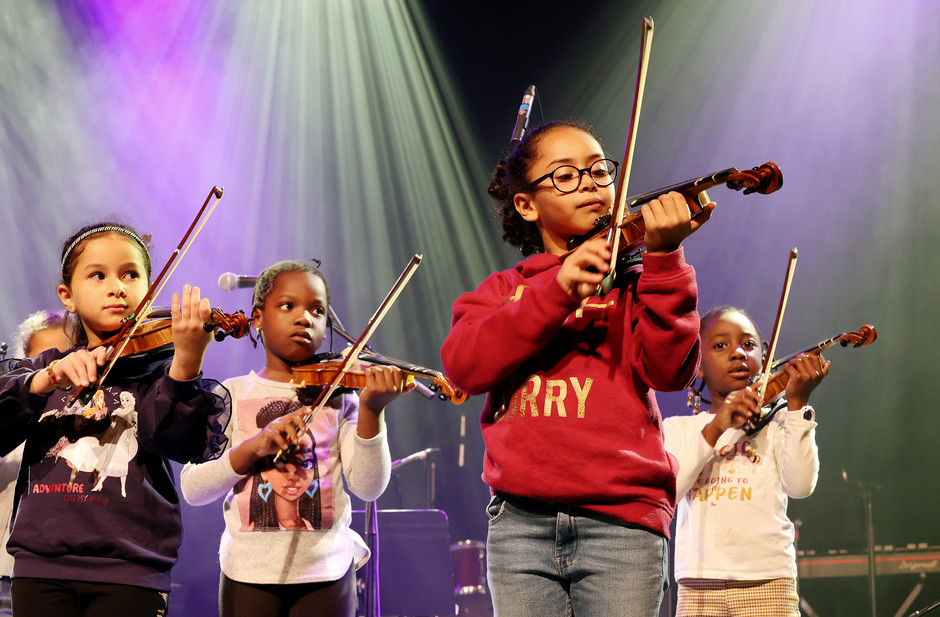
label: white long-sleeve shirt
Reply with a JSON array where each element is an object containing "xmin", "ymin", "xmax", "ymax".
[
  {"xmin": 180, "ymin": 372, "xmax": 390, "ymax": 584},
  {"xmin": 663, "ymin": 407, "xmax": 818, "ymax": 580}
]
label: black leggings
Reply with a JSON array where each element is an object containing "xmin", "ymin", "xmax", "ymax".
[
  {"xmin": 219, "ymin": 564, "xmax": 355, "ymax": 617},
  {"xmin": 11, "ymin": 578, "xmax": 168, "ymax": 617}
]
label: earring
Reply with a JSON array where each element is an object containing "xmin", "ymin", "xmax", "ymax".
[
  {"xmin": 687, "ymin": 379, "xmax": 704, "ymax": 414},
  {"xmin": 248, "ymin": 325, "xmax": 261, "ymax": 349},
  {"xmin": 257, "ymin": 482, "xmax": 273, "ymax": 502}
]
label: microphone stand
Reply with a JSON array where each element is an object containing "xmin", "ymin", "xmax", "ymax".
[
  {"xmin": 427, "ymin": 454, "xmax": 437, "ymax": 509},
  {"xmin": 858, "ymin": 482, "xmax": 878, "ymax": 617},
  {"xmin": 363, "ymin": 448, "xmax": 438, "ymax": 617},
  {"xmin": 363, "ymin": 499, "xmax": 380, "ymax": 617},
  {"xmin": 845, "ymin": 469, "xmax": 880, "ymax": 617}
]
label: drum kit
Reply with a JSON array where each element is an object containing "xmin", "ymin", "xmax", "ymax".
[{"xmin": 450, "ymin": 539, "xmax": 492, "ymax": 617}]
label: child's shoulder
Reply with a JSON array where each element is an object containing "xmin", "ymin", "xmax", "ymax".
[
  {"xmin": 223, "ymin": 371, "xmax": 294, "ymax": 399},
  {"xmin": 663, "ymin": 412, "xmax": 711, "ymax": 431}
]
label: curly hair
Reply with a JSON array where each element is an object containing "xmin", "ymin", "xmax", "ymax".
[{"xmin": 488, "ymin": 120, "xmax": 603, "ymax": 256}]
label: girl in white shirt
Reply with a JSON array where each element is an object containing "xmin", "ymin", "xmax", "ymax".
[
  {"xmin": 663, "ymin": 306, "xmax": 828, "ymax": 617},
  {"xmin": 180, "ymin": 260, "xmax": 414, "ymax": 617}
]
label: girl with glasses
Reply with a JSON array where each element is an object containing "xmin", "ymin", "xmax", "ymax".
[
  {"xmin": 441, "ymin": 120, "xmax": 715, "ymax": 616},
  {"xmin": 180, "ymin": 260, "xmax": 415, "ymax": 617}
]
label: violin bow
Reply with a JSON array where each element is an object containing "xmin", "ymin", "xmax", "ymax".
[
  {"xmin": 69, "ymin": 186, "xmax": 224, "ymax": 404},
  {"xmin": 755, "ymin": 248, "xmax": 799, "ymax": 402},
  {"xmin": 274, "ymin": 254, "xmax": 424, "ymax": 463},
  {"xmin": 600, "ymin": 17, "xmax": 654, "ymax": 294}
]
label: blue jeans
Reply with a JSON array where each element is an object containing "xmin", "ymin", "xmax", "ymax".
[{"xmin": 486, "ymin": 494, "xmax": 667, "ymax": 617}]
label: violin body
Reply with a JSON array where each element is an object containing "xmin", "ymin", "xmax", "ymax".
[
  {"xmin": 290, "ymin": 356, "xmax": 467, "ymax": 405},
  {"xmin": 72, "ymin": 309, "xmax": 251, "ymax": 405},
  {"xmin": 89, "ymin": 310, "xmax": 250, "ymax": 358},
  {"xmin": 92, "ymin": 319, "xmax": 174, "ymax": 358}
]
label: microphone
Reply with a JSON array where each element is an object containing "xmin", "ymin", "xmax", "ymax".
[
  {"xmin": 391, "ymin": 447, "xmax": 439, "ymax": 471},
  {"xmin": 218, "ymin": 272, "xmax": 258, "ymax": 292},
  {"xmin": 510, "ymin": 85, "xmax": 536, "ymax": 146}
]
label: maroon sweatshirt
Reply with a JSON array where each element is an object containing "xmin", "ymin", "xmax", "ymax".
[{"xmin": 441, "ymin": 249, "xmax": 700, "ymax": 537}]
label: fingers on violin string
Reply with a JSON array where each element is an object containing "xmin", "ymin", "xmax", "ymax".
[
  {"xmin": 367, "ymin": 365, "xmax": 397, "ymax": 391},
  {"xmin": 183, "ymin": 285, "xmax": 197, "ymax": 321},
  {"xmin": 176, "ymin": 285, "xmax": 188, "ymax": 320}
]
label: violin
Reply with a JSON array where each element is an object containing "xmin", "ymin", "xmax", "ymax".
[
  {"xmin": 743, "ymin": 323, "xmax": 877, "ymax": 434},
  {"xmin": 88, "ymin": 308, "xmax": 251, "ymax": 358},
  {"xmin": 568, "ymin": 18, "xmax": 782, "ymax": 292},
  {"xmin": 273, "ymin": 255, "xmax": 425, "ymax": 464},
  {"xmin": 565, "ymin": 162, "xmax": 783, "ymax": 255},
  {"xmin": 290, "ymin": 352, "xmax": 467, "ymax": 405}
]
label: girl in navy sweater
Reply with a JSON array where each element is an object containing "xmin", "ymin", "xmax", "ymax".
[{"xmin": 0, "ymin": 222, "xmax": 229, "ymax": 617}]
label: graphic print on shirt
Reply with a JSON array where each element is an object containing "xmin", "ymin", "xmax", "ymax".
[
  {"xmin": 236, "ymin": 397, "xmax": 336, "ymax": 531},
  {"xmin": 493, "ymin": 285, "xmax": 612, "ymax": 423},
  {"xmin": 689, "ymin": 433, "xmax": 762, "ymax": 506},
  {"xmin": 33, "ymin": 387, "xmax": 139, "ymax": 500}
]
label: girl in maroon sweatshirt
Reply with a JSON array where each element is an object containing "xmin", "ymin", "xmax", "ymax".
[{"xmin": 441, "ymin": 120, "xmax": 714, "ymax": 616}]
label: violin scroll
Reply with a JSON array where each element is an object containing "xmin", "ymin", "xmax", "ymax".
[
  {"xmin": 838, "ymin": 323, "xmax": 877, "ymax": 348},
  {"xmin": 204, "ymin": 309, "xmax": 251, "ymax": 342},
  {"xmin": 725, "ymin": 162, "xmax": 783, "ymax": 195}
]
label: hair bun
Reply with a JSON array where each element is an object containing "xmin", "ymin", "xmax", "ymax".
[{"xmin": 488, "ymin": 160, "xmax": 510, "ymax": 200}]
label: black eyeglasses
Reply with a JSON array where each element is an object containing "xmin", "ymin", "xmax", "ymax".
[{"xmin": 526, "ymin": 158, "xmax": 619, "ymax": 194}]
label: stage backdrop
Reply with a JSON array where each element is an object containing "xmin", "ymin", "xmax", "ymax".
[{"xmin": 1, "ymin": 1, "xmax": 937, "ymax": 615}]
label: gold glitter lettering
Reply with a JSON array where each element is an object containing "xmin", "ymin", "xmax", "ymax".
[
  {"xmin": 543, "ymin": 379, "xmax": 567, "ymax": 417},
  {"xmin": 519, "ymin": 376, "xmax": 541, "ymax": 417},
  {"xmin": 569, "ymin": 377, "xmax": 593, "ymax": 418},
  {"xmin": 507, "ymin": 285, "xmax": 528, "ymax": 303},
  {"xmin": 574, "ymin": 299, "xmax": 616, "ymax": 319}
]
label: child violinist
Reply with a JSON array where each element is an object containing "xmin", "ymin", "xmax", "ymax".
[
  {"xmin": 440, "ymin": 120, "xmax": 714, "ymax": 616},
  {"xmin": 0, "ymin": 222, "xmax": 229, "ymax": 617},
  {"xmin": 180, "ymin": 259, "xmax": 414, "ymax": 617},
  {"xmin": 663, "ymin": 306, "xmax": 828, "ymax": 617}
]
